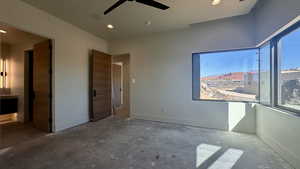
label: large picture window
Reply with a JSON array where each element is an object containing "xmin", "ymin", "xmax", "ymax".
[
  {"xmin": 193, "ymin": 49, "xmax": 259, "ymax": 102},
  {"xmin": 277, "ymin": 26, "xmax": 300, "ymax": 111},
  {"xmin": 192, "ymin": 21, "xmax": 300, "ymax": 115}
]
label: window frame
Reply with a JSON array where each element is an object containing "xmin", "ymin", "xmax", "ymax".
[
  {"xmin": 258, "ymin": 42, "xmax": 272, "ymax": 106},
  {"xmin": 192, "ymin": 21, "xmax": 300, "ymax": 115},
  {"xmin": 192, "ymin": 47, "xmax": 260, "ymax": 103},
  {"xmin": 272, "ymin": 21, "xmax": 300, "ymax": 115}
]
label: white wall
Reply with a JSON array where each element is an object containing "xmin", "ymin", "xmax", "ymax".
[
  {"xmin": 0, "ymin": 0, "xmax": 108, "ymax": 131},
  {"xmin": 109, "ymin": 14, "xmax": 257, "ymax": 133}
]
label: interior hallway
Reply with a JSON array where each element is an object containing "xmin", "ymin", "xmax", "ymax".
[{"xmin": 0, "ymin": 117, "xmax": 293, "ymax": 169}]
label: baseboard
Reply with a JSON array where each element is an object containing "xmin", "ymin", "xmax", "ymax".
[
  {"xmin": 54, "ymin": 119, "xmax": 89, "ymax": 132},
  {"xmin": 258, "ymin": 134, "xmax": 299, "ymax": 169},
  {"xmin": 131, "ymin": 113, "xmax": 227, "ymax": 131}
]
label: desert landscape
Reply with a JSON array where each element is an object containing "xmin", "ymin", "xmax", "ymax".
[{"xmin": 200, "ymin": 69, "xmax": 300, "ymax": 106}]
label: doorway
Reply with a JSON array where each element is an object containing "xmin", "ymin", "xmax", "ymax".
[
  {"xmin": 24, "ymin": 40, "xmax": 53, "ymax": 132},
  {"xmin": 112, "ymin": 54, "xmax": 130, "ymax": 118},
  {"xmin": 24, "ymin": 50, "xmax": 34, "ymax": 122},
  {"xmin": 112, "ymin": 62, "xmax": 123, "ymax": 108},
  {"xmin": 0, "ymin": 24, "xmax": 53, "ymax": 149}
]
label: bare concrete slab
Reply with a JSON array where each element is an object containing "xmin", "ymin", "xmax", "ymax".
[
  {"xmin": 0, "ymin": 117, "xmax": 294, "ymax": 169},
  {"xmin": 0, "ymin": 122, "xmax": 46, "ymax": 149}
]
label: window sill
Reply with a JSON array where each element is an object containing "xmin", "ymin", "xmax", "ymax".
[
  {"xmin": 257, "ymin": 104, "xmax": 300, "ymax": 118},
  {"xmin": 193, "ymin": 99, "xmax": 258, "ymax": 104}
]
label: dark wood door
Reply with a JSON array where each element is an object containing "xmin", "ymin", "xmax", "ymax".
[
  {"xmin": 33, "ymin": 40, "xmax": 52, "ymax": 132},
  {"xmin": 113, "ymin": 64, "xmax": 122, "ymax": 108},
  {"xmin": 89, "ymin": 50, "xmax": 112, "ymax": 121}
]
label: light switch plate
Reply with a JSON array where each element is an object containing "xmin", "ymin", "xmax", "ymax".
[{"xmin": 131, "ymin": 78, "xmax": 136, "ymax": 84}]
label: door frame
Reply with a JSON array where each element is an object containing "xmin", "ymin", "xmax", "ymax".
[
  {"xmin": 49, "ymin": 40, "xmax": 53, "ymax": 132},
  {"xmin": 112, "ymin": 54, "xmax": 130, "ymax": 117}
]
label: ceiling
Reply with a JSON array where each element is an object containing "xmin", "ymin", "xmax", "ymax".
[
  {"xmin": 20, "ymin": 0, "xmax": 258, "ymax": 40},
  {"xmin": 0, "ymin": 24, "xmax": 47, "ymax": 45}
]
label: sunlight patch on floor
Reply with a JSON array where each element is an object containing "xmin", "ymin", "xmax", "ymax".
[
  {"xmin": 208, "ymin": 148, "xmax": 244, "ymax": 169},
  {"xmin": 196, "ymin": 144, "xmax": 221, "ymax": 168}
]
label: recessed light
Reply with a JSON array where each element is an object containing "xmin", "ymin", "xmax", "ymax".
[
  {"xmin": 0, "ymin": 30, "xmax": 7, "ymax": 34},
  {"xmin": 107, "ymin": 24, "xmax": 114, "ymax": 29},
  {"xmin": 211, "ymin": 0, "xmax": 221, "ymax": 6}
]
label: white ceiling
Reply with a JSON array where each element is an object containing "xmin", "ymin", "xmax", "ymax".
[{"xmin": 21, "ymin": 0, "xmax": 257, "ymax": 40}]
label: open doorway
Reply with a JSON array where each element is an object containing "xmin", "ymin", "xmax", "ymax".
[
  {"xmin": 112, "ymin": 54, "xmax": 130, "ymax": 118},
  {"xmin": 112, "ymin": 62, "xmax": 123, "ymax": 108},
  {"xmin": 0, "ymin": 24, "xmax": 53, "ymax": 149}
]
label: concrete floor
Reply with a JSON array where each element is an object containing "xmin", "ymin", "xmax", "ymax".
[
  {"xmin": 0, "ymin": 117, "xmax": 294, "ymax": 169},
  {"xmin": 0, "ymin": 122, "xmax": 46, "ymax": 149}
]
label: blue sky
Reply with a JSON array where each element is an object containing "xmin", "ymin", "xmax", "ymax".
[
  {"xmin": 199, "ymin": 49, "xmax": 258, "ymax": 77},
  {"xmin": 280, "ymin": 28, "xmax": 300, "ymax": 70},
  {"xmin": 199, "ymin": 27, "xmax": 300, "ymax": 77}
]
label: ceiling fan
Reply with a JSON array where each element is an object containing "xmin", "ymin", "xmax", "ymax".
[{"xmin": 104, "ymin": 0, "xmax": 170, "ymax": 15}]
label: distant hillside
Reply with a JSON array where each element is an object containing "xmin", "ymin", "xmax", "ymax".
[{"xmin": 201, "ymin": 72, "xmax": 256, "ymax": 81}]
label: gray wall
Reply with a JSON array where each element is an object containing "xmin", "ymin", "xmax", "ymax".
[
  {"xmin": 109, "ymin": 14, "xmax": 257, "ymax": 133},
  {"xmin": 256, "ymin": 105, "xmax": 300, "ymax": 169},
  {"xmin": 253, "ymin": 0, "xmax": 300, "ymax": 168},
  {"xmin": 253, "ymin": 0, "xmax": 300, "ymax": 43}
]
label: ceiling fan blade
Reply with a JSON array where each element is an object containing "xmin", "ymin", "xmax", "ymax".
[
  {"xmin": 135, "ymin": 0, "xmax": 169, "ymax": 10},
  {"xmin": 104, "ymin": 0, "xmax": 127, "ymax": 15}
]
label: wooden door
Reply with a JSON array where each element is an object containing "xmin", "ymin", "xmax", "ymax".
[
  {"xmin": 112, "ymin": 64, "xmax": 122, "ymax": 108},
  {"xmin": 33, "ymin": 40, "xmax": 52, "ymax": 132},
  {"xmin": 89, "ymin": 50, "xmax": 112, "ymax": 121}
]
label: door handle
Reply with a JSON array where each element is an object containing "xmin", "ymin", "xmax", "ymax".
[
  {"xmin": 32, "ymin": 91, "xmax": 36, "ymax": 100},
  {"xmin": 93, "ymin": 89, "xmax": 97, "ymax": 97}
]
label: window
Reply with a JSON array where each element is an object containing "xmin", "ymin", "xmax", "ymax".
[
  {"xmin": 193, "ymin": 49, "xmax": 259, "ymax": 102},
  {"xmin": 191, "ymin": 21, "xmax": 300, "ymax": 114},
  {"xmin": 277, "ymin": 26, "xmax": 300, "ymax": 111},
  {"xmin": 259, "ymin": 43, "xmax": 271, "ymax": 105}
]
